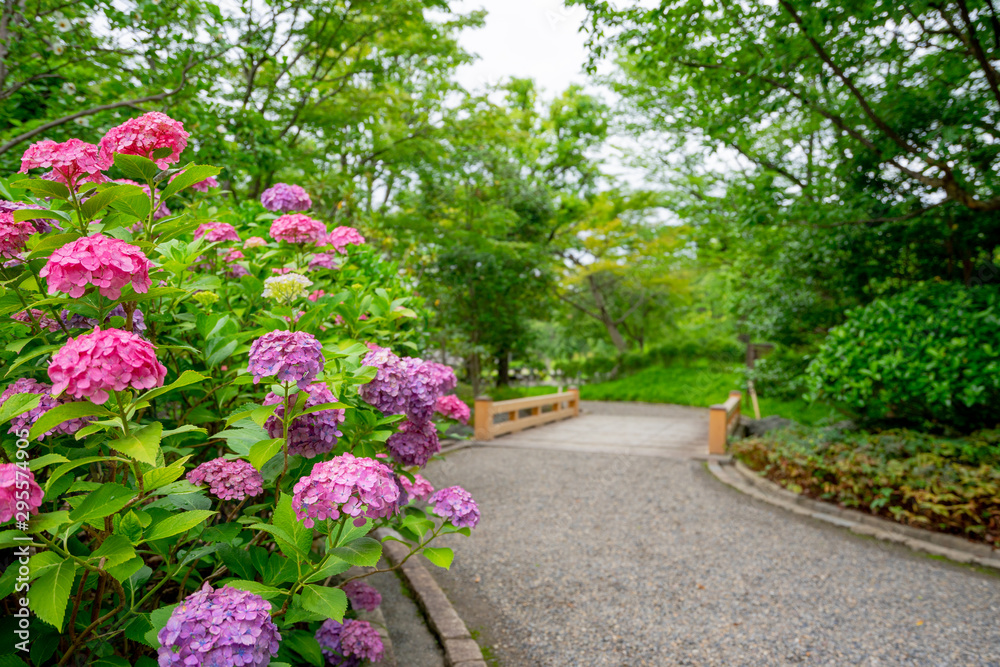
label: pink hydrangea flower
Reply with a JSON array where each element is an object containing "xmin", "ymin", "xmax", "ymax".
[
  {"xmin": 326, "ymin": 226, "xmax": 365, "ymax": 253},
  {"xmin": 308, "ymin": 252, "xmax": 338, "ymax": 271},
  {"xmin": 0, "ymin": 211, "xmax": 38, "ymax": 258},
  {"xmin": 386, "ymin": 418, "xmax": 440, "ymax": 467},
  {"xmin": 260, "ymin": 183, "xmax": 312, "ymax": 212},
  {"xmin": 11, "ymin": 309, "xmax": 60, "ymax": 332},
  {"xmin": 307, "ymin": 289, "xmax": 326, "ymax": 302},
  {"xmin": 186, "ymin": 458, "xmax": 264, "ymax": 501},
  {"xmin": 435, "ymin": 394, "xmax": 470, "ymax": 424},
  {"xmin": 247, "ymin": 330, "xmax": 324, "ymax": 390},
  {"xmin": 292, "ymin": 453, "xmax": 399, "ymax": 528},
  {"xmin": 243, "ymin": 236, "xmax": 267, "ymax": 249},
  {"xmin": 223, "ymin": 248, "xmax": 244, "ymax": 262},
  {"xmin": 19, "ymin": 138, "xmax": 110, "ymax": 190},
  {"xmin": 428, "ymin": 486, "xmax": 480, "ymax": 528},
  {"xmin": 399, "ymin": 472, "xmax": 434, "ymax": 501},
  {"xmin": 195, "ymin": 222, "xmax": 240, "ymax": 243},
  {"xmin": 342, "ymin": 580, "xmax": 382, "ymax": 612},
  {"xmin": 269, "ymin": 213, "xmax": 326, "ymax": 245},
  {"xmin": 40, "ymin": 233, "xmax": 152, "ymax": 299},
  {"xmin": 99, "ymin": 111, "xmax": 189, "ymax": 168},
  {"xmin": 0, "ymin": 464, "xmax": 43, "ymax": 524},
  {"xmin": 48, "ymin": 327, "xmax": 167, "ymax": 404}
]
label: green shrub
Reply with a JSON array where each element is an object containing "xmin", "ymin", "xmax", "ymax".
[
  {"xmin": 807, "ymin": 282, "xmax": 1000, "ymax": 430},
  {"xmin": 733, "ymin": 426, "xmax": 1000, "ymax": 545}
]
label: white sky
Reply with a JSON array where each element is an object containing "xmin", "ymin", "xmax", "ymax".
[{"xmin": 450, "ymin": 0, "xmax": 592, "ymax": 96}]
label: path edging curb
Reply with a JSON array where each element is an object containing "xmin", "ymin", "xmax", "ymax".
[
  {"xmin": 707, "ymin": 458, "xmax": 1000, "ymax": 571},
  {"xmin": 375, "ymin": 528, "xmax": 488, "ymax": 667}
]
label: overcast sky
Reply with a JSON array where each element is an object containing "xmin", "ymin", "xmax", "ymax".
[{"xmin": 450, "ymin": 0, "xmax": 593, "ymax": 96}]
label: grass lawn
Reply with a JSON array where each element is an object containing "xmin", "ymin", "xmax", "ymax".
[
  {"xmin": 580, "ymin": 364, "xmax": 843, "ymax": 425},
  {"xmin": 469, "ymin": 364, "xmax": 844, "ymax": 426}
]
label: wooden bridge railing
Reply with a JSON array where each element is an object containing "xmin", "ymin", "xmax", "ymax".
[
  {"xmin": 708, "ymin": 390, "xmax": 742, "ymax": 455},
  {"xmin": 473, "ymin": 389, "xmax": 580, "ymax": 441}
]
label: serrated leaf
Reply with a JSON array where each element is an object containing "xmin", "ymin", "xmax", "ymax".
[
  {"xmin": 29, "ymin": 557, "xmax": 77, "ymax": 629},
  {"xmin": 114, "ymin": 154, "xmax": 158, "ymax": 181},
  {"xmin": 223, "ymin": 579, "xmax": 284, "ymax": 600},
  {"xmin": 113, "ymin": 422, "xmax": 162, "ymax": 465},
  {"xmin": 272, "ymin": 495, "xmax": 313, "ymax": 559},
  {"xmin": 422, "ymin": 547, "xmax": 454, "ymax": 570},
  {"xmin": 300, "ymin": 584, "xmax": 347, "ymax": 622},
  {"xmin": 144, "ymin": 510, "xmax": 215, "ymax": 541},
  {"xmin": 10, "ymin": 178, "xmax": 70, "ymax": 200},
  {"xmin": 28, "ymin": 402, "xmax": 110, "ymax": 440},
  {"xmin": 249, "ymin": 438, "xmax": 283, "ymax": 470},
  {"xmin": 81, "ymin": 184, "xmax": 145, "ymax": 220},
  {"xmin": 0, "ymin": 392, "xmax": 41, "ymax": 428},
  {"xmin": 70, "ymin": 483, "xmax": 135, "ymax": 524},
  {"xmin": 138, "ymin": 370, "xmax": 207, "ymax": 403},
  {"xmin": 160, "ymin": 165, "xmax": 221, "ymax": 199},
  {"xmin": 90, "ymin": 534, "xmax": 137, "ymax": 568},
  {"xmin": 329, "ymin": 536, "xmax": 381, "ymax": 567}
]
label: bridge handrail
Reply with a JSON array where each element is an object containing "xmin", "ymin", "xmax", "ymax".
[
  {"xmin": 708, "ymin": 390, "xmax": 742, "ymax": 455},
  {"xmin": 473, "ymin": 389, "xmax": 580, "ymax": 441}
]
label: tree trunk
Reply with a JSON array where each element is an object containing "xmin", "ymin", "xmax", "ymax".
[
  {"xmin": 496, "ymin": 350, "xmax": 510, "ymax": 387},
  {"xmin": 587, "ymin": 274, "xmax": 629, "ymax": 353},
  {"xmin": 468, "ymin": 353, "xmax": 481, "ymax": 398}
]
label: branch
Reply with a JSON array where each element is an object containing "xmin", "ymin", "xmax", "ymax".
[
  {"xmin": 556, "ymin": 291, "xmax": 601, "ymax": 321},
  {"xmin": 954, "ymin": 0, "xmax": 1000, "ymax": 106},
  {"xmin": 0, "ymin": 59, "xmax": 198, "ymax": 156}
]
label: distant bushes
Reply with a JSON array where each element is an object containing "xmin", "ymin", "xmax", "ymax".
[
  {"xmin": 807, "ymin": 282, "xmax": 1000, "ymax": 431},
  {"xmin": 554, "ymin": 334, "xmax": 743, "ymax": 382}
]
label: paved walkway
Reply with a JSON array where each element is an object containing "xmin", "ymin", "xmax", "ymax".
[{"xmin": 424, "ymin": 404, "xmax": 1000, "ymax": 666}]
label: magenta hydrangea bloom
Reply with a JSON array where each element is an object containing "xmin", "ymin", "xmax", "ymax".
[
  {"xmin": 308, "ymin": 252, "xmax": 339, "ymax": 271},
  {"xmin": 186, "ymin": 458, "xmax": 264, "ymax": 501},
  {"xmin": 0, "ymin": 464, "xmax": 43, "ymax": 524},
  {"xmin": 308, "ymin": 289, "xmax": 326, "ymax": 302},
  {"xmin": 244, "ymin": 236, "xmax": 267, "ymax": 249},
  {"xmin": 247, "ymin": 330, "xmax": 324, "ymax": 390},
  {"xmin": 269, "ymin": 213, "xmax": 326, "ymax": 245},
  {"xmin": 19, "ymin": 138, "xmax": 110, "ymax": 189},
  {"xmin": 0, "ymin": 212, "xmax": 37, "ymax": 258},
  {"xmin": 12, "ymin": 309, "xmax": 60, "ymax": 333},
  {"xmin": 260, "ymin": 183, "xmax": 312, "ymax": 212},
  {"xmin": 428, "ymin": 486, "xmax": 480, "ymax": 529},
  {"xmin": 435, "ymin": 395, "xmax": 470, "ymax": 424},
  {"xmin": 386, "ymin": 418, "xmax": 440, "ymax": 468},
  {"xmin": 224, "ymin": 248, "xmax": 244, "ymax": 262},
  {"xmin": 0, "ymin": 377, "xmax": 87, "ymax": 440},
  {"xmin": 227, "ymin": 264, "xmax": 250, "ymax": 279},
  {"xmin": 40, "ymin": 233, "xmax": 152, "ymax": 299},
  {"xmin": 99, "ymin": 111, "xmax": 189, "ymax": 168},
  {"xmin": 342, "ymin": 580, "xmax": 382, "ymax": 612},
  {"xmin": 292, "ymin": 453, "xmax": 399, "ymax": 528},
  {"xmin": 315, "ymin": 619, "xmax": 384, "ymax": 666},
  {"xmin": 48, "ymin": 327, "xmax": 167, "ymax": 404},
  {"xmin": 195, "ymin": 222, "xmax": 240, "ymax": 243},
  {"xmin": 157, "ymin": 583, "xmax": 280, "ymax": 667},
  {"xmin": 326, "ymin": 226, "xmax": 365, "ymax": 253},
  {"xmin": 399, "ymin": 473, "xmax": 435, "ymax": 501},
  {"xmin": 401, "ymin": 359, "xmax": 455, "ymax": 422},
  {"xmin": 262, "ymin": 382, "xmax": 345, "ymax": 459}
]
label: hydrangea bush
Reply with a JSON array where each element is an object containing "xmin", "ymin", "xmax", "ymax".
[{"xmin": 0, "ymin": 114, "xmax": 476, "ymax": 666}]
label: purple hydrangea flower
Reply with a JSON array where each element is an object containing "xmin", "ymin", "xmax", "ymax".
[
  {"xmin": 263, "ymin": 382, "xmax": 346, "ymax": 459},
  {"xmin": 428, "ymin": 486, "xmax": 480, "ymax": 529},
  {"xmin": 186, "ymin": 458, "xmax": 264, "ymax": 501},
  {"xmin": 308, "ymin": 252, "xmax": 339, "ymax": 271},
  {"xmin": 386, "ymin": 419, "xmax": 440, "ymax": 468},
  {"xmin": 60, "ymin": 304, "xmax": 147, "ymax": 335},
  {"xmin": 157, "ymin": 584, "xmax": 280, "ymax": 667},
  {"xmin": 342, "ymin": 580, "xmax": 382, "ymax": 612},
  {"xmin": 0, "ymin": 199, "xmax": 60, "ymax": 233},
  {"xmin": 357, "ymin": 345, "xmax": 409, "ymax": 416},
  {"xmin": 292, "ymin": 453, "xmax": 399, "ymax": 528},
  {"xmin": 0, "ymin": 377, "xmax": 87, "ymax": 439},
  {"xmin": 260, "ymin": 183, "xmax": 312, "ymax": 213},
  {"xmin": 315, "ymin": 619, "xmax": 384, "ymax": 666},
  {"xmin": 248, "ymin": 330, "xmax": 324, "ymax": 390}
]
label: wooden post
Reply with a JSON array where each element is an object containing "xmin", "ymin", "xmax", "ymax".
[
  {"xmin": 708, "ymin": 404, "xmax": 728, "ymax": 455},
  {"xmin": 474, "ymin": 395, "xmax": 493, "ymax": 441},
  {"xmin": 569, "ymin": 386, "xmax": 579, "ymax": 417}
]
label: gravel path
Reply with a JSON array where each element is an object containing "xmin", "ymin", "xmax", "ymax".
[{"xmin": 423, "ymin": 447, "xmax": 1000, "ymax": 667}]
